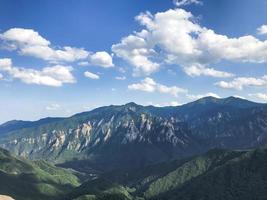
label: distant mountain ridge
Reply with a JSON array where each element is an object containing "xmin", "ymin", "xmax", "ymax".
[
  {"xmin": 0, "ymin": 117, "xmax": 64, "ymax": 135},
  {"xmin": 1, "ymin": 96, "xmax": 267, "ymax": 171}
]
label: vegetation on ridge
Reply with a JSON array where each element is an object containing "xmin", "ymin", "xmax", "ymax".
[{"xmin": 0, "ymin": 148, "xmax": 81, "ymax": 200}]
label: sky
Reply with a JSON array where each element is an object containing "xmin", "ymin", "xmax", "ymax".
[{"xmin": 1, "ymin": 0, "xmax": 267, "ymax": 123}]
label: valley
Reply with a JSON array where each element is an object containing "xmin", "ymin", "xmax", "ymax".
[{"xmin": 1, "ymin": 97, "xmax": 267, "ymax": 199}]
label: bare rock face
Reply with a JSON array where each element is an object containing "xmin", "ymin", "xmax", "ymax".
[{"xmin": 1, "ymin": 97, "xmax": 267, "ymax": 170}]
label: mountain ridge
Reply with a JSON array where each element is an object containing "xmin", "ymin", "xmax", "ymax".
[
  {"xmin": 0, "ymin": 147, "xmax": 81, "ymax": 200},
  {"xmin": 1, "ymin": 96, "xmax": 262, "ymax": 127},
  {"xmin": 1, "ymin": 96, "xmax": 267, "ymax": 172}
]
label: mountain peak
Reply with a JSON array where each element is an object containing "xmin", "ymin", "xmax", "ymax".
[
  {"xmin": 192, "ymin": 96, "xmax": 259, "ymax": 108},
  {"xmin": 124, "ymin": 102, "xmax": 139, "ymax": 107},
  {"xmin": 123, "ymin": 102, "xmax": 143, "ymax": 112},
  {"xmin": 223, "ymin": 96, "xmax": 246, "ymax": 102},
  {"xmin": 221, "ymin": 96, "xmax": 259, "ymax": 107},
  {"xmin": 196, "ymin": 96, "xmax": 220, "ymax": 103}
]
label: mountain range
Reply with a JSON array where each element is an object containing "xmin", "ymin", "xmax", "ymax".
[
  {"xmin": 1, "ymin": 96, "xmax": 267, "ymax": 199},
  {"xmin": 2, "ymin": 147, "xmax": 267, "ymax": 200},
  {"xmin": 1, "ymin": 96, "xmax": 267, "ymax": 171}
]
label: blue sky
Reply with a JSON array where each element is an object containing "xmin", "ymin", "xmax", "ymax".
[{"xmin": 1, "ymin": 0, "xmax": 267, "ymax": 123}]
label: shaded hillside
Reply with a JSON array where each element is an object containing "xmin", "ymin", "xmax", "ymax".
[
  {"xmin": 64, "ymin": 178, "xmax": 136, "ymax": 200},
  {"xmin": 2, "ymin": 147, "xmax": 267, "ymax": 200},
  {"xmin": 156, "ymin": 149, "xmax": 267, "ymax": 200},
  {"xmin": 70, "ymin": 148, "xmax": 267, "ymax": 200},
  {"xmin": 0, "ymin": 148, "xmax": 81, "ymax": 200}
]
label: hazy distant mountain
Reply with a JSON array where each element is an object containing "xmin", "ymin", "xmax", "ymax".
[
  {"xmin": 1, "ymin": 96, "xmax": 267, "ymax": 172},
  {"xmin": 0, "ymin": 117, "xmax": 63, "ymax": 135}
]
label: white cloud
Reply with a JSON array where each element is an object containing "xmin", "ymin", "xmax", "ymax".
[
  {"xmin": 115, "ymin": 76, "xmax": 126, "ymax": 80},
  {"xmin": 183, "ymin": 64, "xmax": 234, "ymax": 78},
  {"xmin": 78, "ymin": 61, "xmax": 89, "ymax": 66},
  {"xmin": 112, "ymin": 8, "xmax": 267, "ymax": 77},
  {"xmin": 0, "ymin": 28, "xmax": 114, "ymax": 66},
  {"xmin": 0, "ymin": 73, "xmax": 3, "ymax": 80},
  {"xmin": 257, "ymin": 25, "xmax": 267, "ymax": 35},
  {"xmin": 152, "ymin": 101, "xmax": 181, "ymax": 107},
  {"xmin": 249, "ymin": 93, "xmax": 267, "ymax": 101},
  {"xmin": 173, "ymin": 0, "xmax": 202, "ymax": 7},
  {"xmin": 0, "ymin": 28, "xmax": 50, "ymax": 46},
  {"xmin": 169, "ymin": 101, "xmax": 181, "ymax": 106},
  {"xmin": 233, "ymin": 95, "xmax": 246, "ymax": 99},
  {"xmin": 0, "ymin": 58, "xmax": 12, "ymax": 70},
  {"xmin": 88, "ymin": 51, "xmax": 114, "ymax": 68},
  {"xmin": 78, "ymin": 52, "xmax": 114, "ymax": 68},
  {"xmin": 20, "ymin": 45, "xmax": 89, "ymax": 63},
  {"xmin": 112, "ymin": 34, "xmax": 159, "ymax": 76},
  {"xmin": 215, "ymin": 76, "xmax": 267, "ymax": 90},
  {"xmin": 187, "ymin": 92, "xmax": 220, "ymax": 100},
  {"xmin": 118, "ymin": 67, "xmax": 126, "ymax": 74},
  {"xmin": 0, "ymin": 58, "xmax": 75, "ymax": 87},
  {"xmin": 128, "ymin": 77, "xmax": 156, "ymax": 92},
  {"xmin": 128, "ymin": 77, "xmax": 187, "ymax": 97},
  {"xmin": 157, "ymin": 84, "xmax": 186, "ymax": 97},
  {"xmin": 84, "ymin": 71, "xmax": 100, "ymax": 79},
  {"xmin": 0, "ymin": 28, "xmax": 88, "ymax": 62},
  {"xmin": 197, "ymin": 29, "xmax": 267, "ymax": 63},
  {"xmin": 46, "ymin": 104, "xmax": 60, "ymax": 111}
]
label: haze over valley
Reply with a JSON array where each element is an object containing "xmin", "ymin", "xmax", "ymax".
[{"xmin": 1, "ymin": 0, "xmax": 267, "ymax": 199}]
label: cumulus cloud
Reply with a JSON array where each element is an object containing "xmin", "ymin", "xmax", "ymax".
[
  {"xmin": 112, "ymin": 33, "xmax": 159, "ymax": 76},
  {"xmin": 84, "ymin": 71, "xmax": 100, "ymax": 79},
  {"xmin": 187, "ymin": 92, "xmax": 220, "ymax": 100},
  {"xmin": 0, "ymin": 28, "xmax": 50, "ymax": 47},
  {"xmin": 128, "ymin": 77, "xmax": 187, "ymax": 97},
  {"xmin": 0, "ymin": 58, "xmax": 75, "ymax": 87},
  {"xmin": 0, "ymin": 28, "xmax": 88, "ymax": 62},
  {"xmin": 115, "ymin": 76, "xmax": 126, "ymax": 80},
  {"xmin": 257, "ymin": 25, "xmax": 267, "ymax": 35},
  {"xmin": 88, "ymin": 51, "xmax": 114, "ymax": 68},
  {"xmin": 0, "ymin": 28, "xmax": 113, "ymax": 66},
  {"xmin": 46, "ymin": 104, "xmax": 60, "ymax": 111},
  {"xmin": 112, "ymin": 8, "xmax": 267, "ymax": 77},
  {"xmin": 21, "ymin": 46, "xmax": 89, "ymax": 63},
  {"xmin": 128, "ymin": 77, "xmax": 156, "ymax": 92},
  {"xmin": 249, "ymin": 93, "xmax": 267, "ymax": 101},
  {"xmin": 215, "ymin": 76, "xmax": 267, "ymax": 90},
  {"xmin": 183, "ymin": 64, "xmax": 234, "ymax": 78},
  {"xmin": 173, "ymin": 0, "xmax": 202, "ymax": 7},
  {"xmin": 151, "ymin": 101, "xmax": 181, "ymax": 107},
  {"xmin": 78, "ymin": 52, "xmax": 114, "ymax": 68}
]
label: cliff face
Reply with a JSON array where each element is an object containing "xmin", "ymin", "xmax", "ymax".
[{"xmin": 1, "ymin": 97, "xmax": 267, "ymax": 171}]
